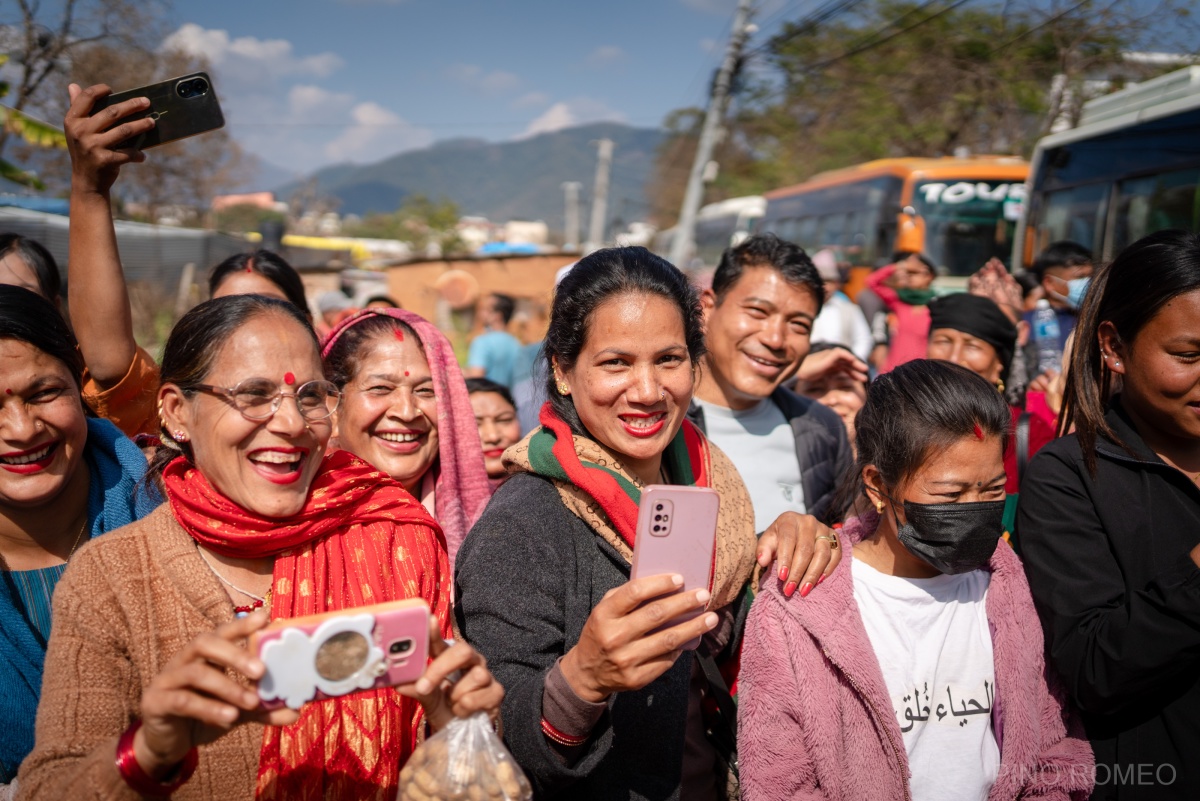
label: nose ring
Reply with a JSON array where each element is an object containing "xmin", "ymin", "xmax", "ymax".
[{"xmin": 660, "ymin": 390, "xmax": 666, "ymax": 401}]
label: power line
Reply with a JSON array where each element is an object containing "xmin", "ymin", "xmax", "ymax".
[
  {"xmin": 800, "ymin": 0, "xmax": 972, "ymax": 73},
  {"xmin": 985, "ymin": 0, "xmax": 1091, "ymax": 55},
  {"xmin": 743, "ymin": 0, "xmax": 868, "ymax": 58},
  {"xmin": 744, "ymin": 0, "xmax": 974, "ymax": 107}
]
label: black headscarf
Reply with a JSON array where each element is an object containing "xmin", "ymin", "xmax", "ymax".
[{"xmin": 927, "ymin": 293, "xmax": 1018, "ymax": 381}]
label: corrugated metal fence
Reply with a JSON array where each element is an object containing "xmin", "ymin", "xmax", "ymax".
[{"xmin": 0, "ymin": 207, "xmax": 249, "ymax": 292}]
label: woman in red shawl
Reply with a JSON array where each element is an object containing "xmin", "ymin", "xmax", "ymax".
[
  {"xmin": 18, "ymin": 295, "xmax": 503, "ymax": 801},
  {"xmin": 322, "ymin": 309, "xmax": 493, "ymax": 570}
]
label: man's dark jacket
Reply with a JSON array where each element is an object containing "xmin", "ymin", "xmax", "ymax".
[
  {"xmin": 1017, "ymin": 400, "xmax": 1200, "ymax": 801},
  {"xmin": 686, "ymin": 386, "xmax": 852, "ymax": 526}
]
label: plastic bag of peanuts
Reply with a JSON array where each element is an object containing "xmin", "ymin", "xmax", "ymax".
[{"xmin": 397, "ymin": 712, "xmax": 533, "ymax": 801}]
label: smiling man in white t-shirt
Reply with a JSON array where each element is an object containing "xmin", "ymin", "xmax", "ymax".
[{"xmin": 687, "ymin": 234, "xmax": 858, "ymax": 595}]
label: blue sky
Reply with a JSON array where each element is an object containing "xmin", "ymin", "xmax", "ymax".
[{"xmin": 158, "ymin": 0, "xmax": 796, "ymax": 174}]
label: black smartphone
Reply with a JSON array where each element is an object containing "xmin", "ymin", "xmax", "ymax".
[{"xmin": 89, "ymin": 72, "xmax": 224, "ymax": 150}]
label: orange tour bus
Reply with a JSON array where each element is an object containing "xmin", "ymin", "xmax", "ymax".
[{"xmin": 758, "ymin": 156, "xmax": 1028, "ymax": 294}]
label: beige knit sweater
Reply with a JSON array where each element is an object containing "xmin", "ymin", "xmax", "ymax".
[{"xmin": 17, "ymin": 506, "xmax": 264, "ymax": 801}]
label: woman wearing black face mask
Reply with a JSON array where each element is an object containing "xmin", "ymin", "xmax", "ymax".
[{"xmin": 737, "ymin": 359, "xmax": 1093, "ymax": 801}]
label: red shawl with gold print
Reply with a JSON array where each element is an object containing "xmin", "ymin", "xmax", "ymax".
[{"xmin": 163, "ymin": 449, "xmax": 451, "ymax": 801}]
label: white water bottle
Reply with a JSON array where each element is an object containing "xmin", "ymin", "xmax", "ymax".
[{"xmin": 1032, "ymin": 299, "xmax": 1062, "ymax": 375}]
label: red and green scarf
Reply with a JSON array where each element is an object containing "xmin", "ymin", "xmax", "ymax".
[{"xmin": 526, "ymin": 403, "xmax": 711, "ymax": 550}]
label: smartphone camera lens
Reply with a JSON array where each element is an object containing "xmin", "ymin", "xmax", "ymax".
[
  {"xmin": 653, "ymin": 525, "xmax": 661, "ymax": 532},
  {"xmin": 388, "ymin": 639, "xmax": 413, "ymax": 655},
  {"xmin": 654, "ymin": 514, "xmax": 662, "ymax": 521},
  {"xmin": 656, "ymin": 504, "xmax": 663, "ymax": 511},
  {"xmin": 176, "ymin": 77, "xmax": 210, "ymax": 99}
]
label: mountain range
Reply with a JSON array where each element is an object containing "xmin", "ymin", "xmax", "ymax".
[{"xmin": 272, "ymin": 122, "xmax": 665, "ymax": 232}]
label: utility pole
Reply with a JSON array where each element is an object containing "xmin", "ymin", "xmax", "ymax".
[
  {"xmin": 669, "ymin": 0, "xmax": 755, "ymax": 269},
  {"xmin": 585, "ymin": 138, "xmax": 614, "ymax": 253},
  {"xmin": 562, "ymin": 181, "xmax": 582, "ymax": 251}
]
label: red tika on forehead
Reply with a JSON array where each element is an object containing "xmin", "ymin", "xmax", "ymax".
[
  {"xmin": 283, "ymin": 372, "xmax": 296, "ymax": 386},
  {"xmin": 973, "ymin": 422, "xmax": 984, "ymax": 441},
  {"xmin": 393, "ymin": 328, "xmax": 404, "ymax": 341}
]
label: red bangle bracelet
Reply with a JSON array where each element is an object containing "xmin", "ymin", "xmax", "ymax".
[
  {"xmin": 541, "ymin": 717, "xmax": 588, "ymax": 747},
  {"xmin": 115, "ymin": 720, "xmax": 198, "ymax": 798}
]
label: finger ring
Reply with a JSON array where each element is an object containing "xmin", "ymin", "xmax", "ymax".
[{"xmin": 816, "ymin": 534, "xmax": 839, "ymax": 549}]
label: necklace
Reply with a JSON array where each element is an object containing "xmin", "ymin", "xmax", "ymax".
[
  {"xmin": 0, "ymin": 513, "xmax": 89, "ymax": 573},
  {"xmin": 66, "ymin": 516, "xmax": 88, "ymax": 557},
  {"xmin": 195, "ymin": 544, "xmax": 273, "ymax": 617}
]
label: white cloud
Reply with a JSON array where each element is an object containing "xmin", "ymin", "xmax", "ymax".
[
  {"xmin": 519, "ymin": 98, "xmax": 627, "ymax": 138},
  {"xmin": 522, "ymin": 103, "xmax": 575, "ymax": 138},
  {"xmin": 287, "ymin": 84, "xmax": 353, "ymax": 120},
  {"xmin": 324, "ymin": 102, "xmax": 434, "ymax": 163},
  {"xmin": 586, "ymin": 45, "xmax": 627, "ymax": 68},
  {"xmin": 157, "ymin": 24, "xmax": 432, "ymax": 172},
  {"xmin": 446, "ymin": 63, "xmax": 521, "ymax": 94},
  {"xmin": 162, "ymin": 23, "xmax": 343, "ymax": 87}
]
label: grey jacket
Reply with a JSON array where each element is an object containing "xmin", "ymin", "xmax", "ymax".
[
  {"xmin": 686, "ymin": 386, "xmax": 852, "ymax": 524},
  {"xmin": 455, "ymin": 473, "xmax": 702, "ymax": 801}
]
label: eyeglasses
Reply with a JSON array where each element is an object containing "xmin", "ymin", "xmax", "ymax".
[{"xmin": 189, "ymin": 378, "xmax": 342, "ymax": 422}]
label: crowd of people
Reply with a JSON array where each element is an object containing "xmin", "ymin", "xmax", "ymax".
[{"xmin": 0, "ymin": 82, "xmax": 1195, "ymax": 801}]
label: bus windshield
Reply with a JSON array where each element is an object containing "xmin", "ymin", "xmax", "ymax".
[{"xmin": 912, "ymin": 180, "xmax": 1026, "ymax": 275}]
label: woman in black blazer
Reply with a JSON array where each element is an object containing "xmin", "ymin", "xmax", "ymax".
[{"xmin": 1018, "ymin": 229, "xmax": 1200, "ymax": 801}]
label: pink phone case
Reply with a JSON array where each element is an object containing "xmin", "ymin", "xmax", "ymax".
[
  {"xmin": 251, "ymin": 599, "xmax": 430, "ymax": 710},
  {"xmin": 629, "ymin": 485, "xmax": 720, "ymax": 650}
]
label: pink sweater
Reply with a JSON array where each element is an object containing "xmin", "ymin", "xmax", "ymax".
[
  {"xmin": 738, "ymin": 512, "xmax": 1093, "ymax": 801},
  {"xmin": 866, "ymin": 264, "xmax": 930, "ymax": 373}
]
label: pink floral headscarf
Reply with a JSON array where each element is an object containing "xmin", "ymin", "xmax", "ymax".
[{"xmin": 322, "ymin": 308, "xmax": 492, "ymax": 570}]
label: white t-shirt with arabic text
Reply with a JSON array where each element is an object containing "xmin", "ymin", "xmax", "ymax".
[{"xmin": 852, "ymin": 557, "xmax": 1001, "ymax": 801}]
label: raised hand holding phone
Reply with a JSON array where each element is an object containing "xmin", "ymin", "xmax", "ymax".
[
  {"xmin": 88, "ymin": 72, "xmax": 224, "ymax": 151},
  {"xmin": 399, "ymin": 619, "xmax": 506, "ymax": 733},
  {"xmin": 135, "ymin": 610, "xmax": 299, "ymax": 780},
  {"xmin": 629, "ymin": 485, "xmax": 719, "ymax": 649},
  {"xmin": 252, "ymin": 599, "xmax": 431, "ymax": 711},
  {"xmin": 64, "ymin": 84, "xmax": 154, "ymax": 195},
  {"xmin": 560, "ymin": 486, "xmax": 721, "ymax": 704}
]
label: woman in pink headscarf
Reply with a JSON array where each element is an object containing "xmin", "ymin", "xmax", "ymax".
[{"xmin": 323, "ymin": 309, "xmax": 492, "ymax": 569}]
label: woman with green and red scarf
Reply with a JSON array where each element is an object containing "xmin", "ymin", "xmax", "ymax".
[{"xmin": 455, "ymin": 247, "xmax": 840, "ymax": 800}]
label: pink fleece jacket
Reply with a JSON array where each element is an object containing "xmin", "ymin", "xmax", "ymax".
[
  {"xmin": 738, "ymin": 512, "xmax": 1093, "ymax": 801},
  {"xmin": 866, "ymin": 263, "xmax": 930, "ymax": 373}
]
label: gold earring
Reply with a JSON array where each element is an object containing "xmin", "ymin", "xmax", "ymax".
[
  {"xmin": 995, "ymin": 378, "xmax": 1005, "ymax": 393},
  {"xmin": 556, "ymin": 380, "xmax": 570, "ymax": 396},
  {"xmin": 875, "ymin": 500, "xmax": 884, "ymax": 513}
]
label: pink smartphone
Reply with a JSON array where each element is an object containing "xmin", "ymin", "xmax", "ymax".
[
  {"xmin": 629, "ymin": 485, "xmax": 719, "ymax": 651},
  {"xmin": 250, "ymin": 598, "xmax": 430, "ymax": 710}
]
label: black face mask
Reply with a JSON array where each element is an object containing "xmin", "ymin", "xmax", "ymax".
[{"xmin": 885, "ymin": 495, "xmax": 1006, "ymax": 575}]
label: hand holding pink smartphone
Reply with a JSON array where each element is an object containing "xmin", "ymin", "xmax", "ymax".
[
  {"xmin": 630, "ymin": 485, "xmax": 720, "ymax": 651},
  {"xmin": 249, "ymin": 598, "xmax": 430, "ymax": 710}
]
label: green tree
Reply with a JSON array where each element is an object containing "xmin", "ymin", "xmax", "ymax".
[
  {"xmin": 214, "ymin": 203, "xmax": 286, "ymax": 235},
  {"xmin": 0, "ymin": 55, "xmax": 66, "ymax": 188},
  {"xmin": 652, "ymin": 0, "xmax": 1197, "ymax": 213},
  {"xmin": 344, "ymin": 194, "xmax": 465, "ymax": 256},
  {"xmin": 0, "ymin": 0, "xmax": 164, "ymax": 164}
]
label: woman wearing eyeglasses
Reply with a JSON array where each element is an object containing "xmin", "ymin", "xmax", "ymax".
[{"xmin": 18, "ymin": 296, "xmax": 503, "ymax": 801}]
